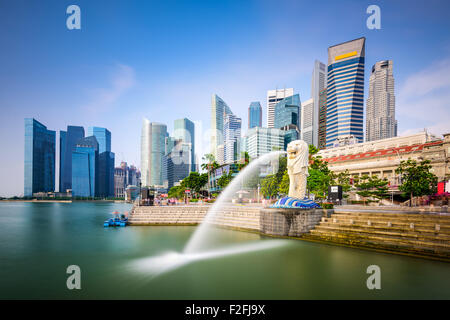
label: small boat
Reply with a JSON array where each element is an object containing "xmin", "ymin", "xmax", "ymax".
[{"xmin": 103, "ymin": 211, "xmax": 128, "ymax": 228}]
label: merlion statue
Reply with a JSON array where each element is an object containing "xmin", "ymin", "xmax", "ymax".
[{"xmin": 287, "ymin": 140, "xmax": 309, "ymax": 199}]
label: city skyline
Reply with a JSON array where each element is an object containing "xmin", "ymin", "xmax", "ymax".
[{"xmin": 2, "ymin": 0, "xmax": 450, "ymax": 196}]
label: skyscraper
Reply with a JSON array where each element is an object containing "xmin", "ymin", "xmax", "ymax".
[
  {"xmin": 326, "ymin": 37, "xmax": 365, "ymax": 148},
  {"xmin": 141, "ymin": 119, "xmax": 167, "ymax": 187},
  {"xmin": 311, "ymin": 60, "xmax": 327, "ymax": 146},
  {"xmin": 211, "ymin": 94, "xmax": 232, "ymax": 160},
  {"xmin": 24, "ymin": 118, "xmax": 56, "ymax": 197},
  {"xmin": 59, "ymin": 126, "xmax": 84, "ymax": 193},
  {"xmin": 166, "ymin": 139, "xmax": 191, "ymax": 188},
  {"xmin": 87, "ymin": 126, "xmax": 114, "ymax": 197},
  {"xmin": 244, "ymin": 127, "xmax": 285, "ymax": 159},
  {"xmin": 267, "ymin": 88, "xmax": 294, "ymax": 128},
  {"xmin": 173, "ymin": 118, "xmax": 195, "ymax": 172},
  {"xmin": 273, "ymin": 94, "xmax": 301, "ymax": 147},
  {"xmin": 87, "ymin": 127, "xmax": 111, "ymax": 153},
  {"xmin": 223, "ymin": 113, "xmax": 242, "ymax": 164},
  {"xmin": 318, "ymin": 88, "xmax": 327, "ymax": 149},
  {"xmin": 366, "ymin": 60, "xmax": 397, "ymax": 142},
  {"xmin": 72, "ymin": 136, "xmax": 99, "ymax": 197},
  {"xmin": 300, "ymin": 98, "xmax": 314, "ymax": 146},
  {"xmin": 248, "ymin": 102, "xmax": 262, "ymax": 129}
]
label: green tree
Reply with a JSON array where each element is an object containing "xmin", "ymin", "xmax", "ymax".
[
  {"xmin": 396, "ymin": 159, "xmax": 438, "ymax": 207},
  {"xmin": 307, "ymin": 148, "xmax": 333, "ymax": 200},
  {"xmin": 182, "ymin": 171, "xmax": 208, "ymax": 197},
  {"xmin": 279, "ymin": 171, "xmax": 290, "ymax": 195},
  {"xmin": 260, "ymin": 174, "xmax": 279, "ymax": 199},
  {"xmin": 332, "ymin": 170, "xmax": 352, "ymax": 198},
  {"xmin": 237, "ymin": 151, "xmax": 250, "ymax": 171},
  {"xmin": 354, "ymin": 175, "xmax": 372, "ymax": 205},
  {"xmin": 354, "ymin": 175, "xmax": 390, "ymax": 205},
  {"xmin": 217, "ymin": 171, "xmax": 233, "ymax": 189},
  {"xmin": 168, "ymin": 185, "xmax": 185, "ymax": 199}
]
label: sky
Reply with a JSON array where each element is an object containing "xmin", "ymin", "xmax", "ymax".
[{"xmin": 1, "ymin": 0, "xmax": 450, "ymax": 197}]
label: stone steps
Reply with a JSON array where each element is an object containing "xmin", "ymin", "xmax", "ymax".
[{"xmin": 333, "ymin": 211, "xmax": 450, "ymax": 223}]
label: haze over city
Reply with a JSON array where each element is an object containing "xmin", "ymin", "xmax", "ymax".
[{"xmin": 1, "ymin": 0, "xmax": 450, "ymax": 196}]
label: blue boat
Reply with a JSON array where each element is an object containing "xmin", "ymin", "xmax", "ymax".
[{"xmin": 103, "ymin": 211, "xmax": 128, "ymax": 228}]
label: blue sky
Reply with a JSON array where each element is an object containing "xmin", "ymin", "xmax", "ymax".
[{"xmin": 1, "ymin": 0, "xmax": 450, "ymax": 196}]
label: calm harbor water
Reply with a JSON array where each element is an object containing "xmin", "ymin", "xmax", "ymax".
[{"xmin": 0, "ymin": 202, "xmax": 449, "ymax": 299}]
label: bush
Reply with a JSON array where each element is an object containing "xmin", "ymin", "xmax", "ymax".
[
  {"xmin": 189, "ymin": 199, "xmax": 199, "ymax": 202},
  {"xmin": 321, "ymin": 202, "xmax": 334, "ymax": 209}
]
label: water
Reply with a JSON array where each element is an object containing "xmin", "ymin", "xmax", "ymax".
[
  {"xmin": 185, "ymin": 150, "xmax": 285, "ymax": 253},
  {"xmin": 0, "ymin": 201, "xmax": 449, "ymax": 299}
]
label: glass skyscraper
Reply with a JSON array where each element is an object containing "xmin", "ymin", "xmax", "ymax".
[
  {"xmin": 273, "ymin": 94, "xmax": 301, "ymax": 129},
  {"xmin": 87, "ymin": 126, "xmax": 114, "ymax": 197},
  {"xmin": 223, "ymin": 113, "xmax": 242, "ymax": 164},
  {"xmin": 326, "ymin": 37, "xmax": 365, "ymax": 148},
  {"xmin": 141, "ymin": 119, "xmax": 167, "ymax": 187},
  {"xmin": 173, "ymin": 118, "xmax": 195, "ymax": 172},
  {"xmin": 211, "ymin": 94, "xmax": 232, "ymax": 159},
  {"xmin": 248, "ymin": 102, "xmax": 262, "ymax": 129},
  {"xmin": 24, "ymin": 118, "xmax": 56, "ymax": 197},
  {"xmin": 72, "ymin": 136, "xmax": 98, "ymax": 197},
  {"xmin": 59, "ymin": 126, "xmax": 84, "ymax": 193}
]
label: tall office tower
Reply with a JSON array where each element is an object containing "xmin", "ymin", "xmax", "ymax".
[
  {"xmin": 326, "ymin": 37, "xmax": 365, "ymax": 148},
  {"xmin": 223, "ymin": 114, "xmax": 242, "ymax": 164},
  {"xmin": 318, "ymin": 88, "xmax": 328, "ymax": 149},
  {"xmin": 173, "ymin": 118, "xmax": 195, "ymax": 172},
  {"xmin": 87, "ymin": 126, "xmax": 114, "ymax": 197},
  {"xmin": 166, "ymin": 140, "xmax": 192, "ymax": 189},
  {"xmin": 24, "ymin": 118, "xmax": 56, "ymax": 197},
  {"xmin": 72, "ymin": 136, "xmax": 99, "ymax": 197},
  {"xmin": 366, "ymin": 60, "xmax": 397, "ymax": 142},
  {"xmin": 244, "ymin": 127, "xmax": 285, "ymax": 159},
  {"xmin": 300, "ymin": 98, "xmax": 314, "ymax": 146},
  {"xmin": 273, "ymin": 94, "xmax": 301, "ymax": 148},
  {"xmin": 141, "ymin": 119, "xmax": 167, "ymax": 187},
  {"xmin": 211, "ymin": 94, "xmax": 232, "ymax": 159},
  {"xmin": 267, "ymin": 88, "xmax": 294, "ymax": 128},
  {"xmin": 248, "ymin": 102, "xmax": 262, "ymax": 129},
  {"xmin": 216, "ymin": 144, "xmax": 225, "ymax": 165},
  {"xmin": 311, "ymin": 60, "xmax": 327, "ymax": 146},
  {"xmin": 59, "ymin": 126, "xmax": 84, "ymax": 193},
  {"xmin": 87, "ymin": 127, "xmax": 111, "ymax": 153}
]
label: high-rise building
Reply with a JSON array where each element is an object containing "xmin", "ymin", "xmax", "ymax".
[
  {"xmin": 166, "ymin": 140, "xmax": 191, "ymax": 189},
  {"xmin": 173, "ymin": 118, "xmax": 195, "ymax": 172},
  {"xmin": 224, "ymin": 114, "xmax": 242, "ymax": 164},
  {"xmin": 59, "ymin": 126, "xmax": 84, "ymax": 193},
  {"xmin": 311, "ymin": 60, "xmax": 327, "ymax": 146},
  {"xmin": 326, "ymin": 37, "xmax": 365, "ymax": 148},
  {"xmin": 72, "ymin": 136, "xmax": 99, "ymax": 197},
  {"xmin": 244, "ymin": 127, "xmax": 285, "ymax": 159},
  {"xmin": 273, "ymin": 94, "xmax": 301, "ymax": 148},
  {"xmin": 267, "ymin": 88, "xmax": 294, "ymax": 128},
  {"xmin": 87, "ymin": 127, "xmax": 111, "ymax": 153},
  {"xmin": 366, "ymin": 60, "xmax": 397, "ymax": 142},
  {"xmin": 114, "ymin": 162, "xmax": 140, "ymax": 198},
  {"xmin": 87, "ymin": 126, "xmax": 114, "ymax": 197},
  {"xmin": 24, "ymin": 118, "xmax": 56, "ymax": 197},
  {"xmin": 318, "ymin": 88, "xmax": 327, "ymax": 149},
  {"xmin": 141, "ymin": 119, "xmax": 167, "ymax": 187},
  {"xmin": 211, "ymin": 94, "xmax": 232, "ymax": 159},
  {"xmin": 248, "ymin": 102, "xmax": 262, "ymax": 128},
  {"xmin": 300, "ymin": 98, "xmax": 314, "ymax": 146},
  {"xmin": 216, "ymin": 144, "xmax": 225, "ymax": 165}
]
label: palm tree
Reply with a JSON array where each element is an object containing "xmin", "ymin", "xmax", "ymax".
[{"xmin": 202, "ymin": 153, "xmax": 216, "ymax": 198}]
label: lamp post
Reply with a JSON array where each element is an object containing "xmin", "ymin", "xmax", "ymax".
[{"xmin": 138, "ymin": 181, "xmax": 142, "ymax": 206}]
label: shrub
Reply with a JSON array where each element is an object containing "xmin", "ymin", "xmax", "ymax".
[{"xmin": 321, "ymin": 202, "xmax": 334, "ymax": 209}]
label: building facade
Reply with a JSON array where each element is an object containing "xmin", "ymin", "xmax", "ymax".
[
  {"xmin": 166, "ymin": 140, "xmax": 191, "ymax": 189},
  {"xmin": 248, "ymin": 101, "xmax": 262, "ymax": 128},
  {"xmin": 211, "ymin": 94, "xmax": 232, "ymax": 159},
  {"xmin": 244, "ymin": 127, "xmax": 285, "ymax": 159},
  {"xmin": 224, "ymin": 113, "xmax": 242, "ymax": 164},
  {"xmin": 173, "ymin": 118, "xmax": 195, "ymax": 172},
  {"xmin": 326, "ymin": 37, "xmax": 365, "ymax": 148},
  {"xmin": 311, "ymin": 60, "xmax": 327, "ymax": 147},
  {"xmin": 267, "ymin": 88, "xmax": 294, "ymax": 128},
  {"xmin": 366, "ymin": 60, "xmax": 397, "ymax": 142},
  {"xmin": 318, "ymin": 131, "xmax": 450, "ymax": 188},
  {"xmin": 59, "ymin": 126, "xmax": 84, "ymax": 193},
  {"xmin": 114, "ymin": 162, "xmax": 140, "ymax": 198},
  {"xmin": 318, "ymin": 88, "xmax": 327, "ymax": 149},
  {"xmin": 141, "ymin": 119, "xmax": 167, "ymax": 187},
  {"xmin": 72, "ymin": 136, "xmax": 99, "ymax": 197},
  {"xmin": 24, "ymin": 118, "xmax": 56, "ymax": 197},
  {"xmin": 300, "ymin": 98, "xmax": 314, "ymax": 146}
]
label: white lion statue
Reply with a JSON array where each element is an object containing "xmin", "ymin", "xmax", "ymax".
[{"xmin": 286, "ymin": 140, "xmax": 309, "ymax": 199}]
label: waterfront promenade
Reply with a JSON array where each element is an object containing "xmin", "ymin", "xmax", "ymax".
[{"xmin": 129, "ymin": 204, "xmax": 450, "ymax": 261}]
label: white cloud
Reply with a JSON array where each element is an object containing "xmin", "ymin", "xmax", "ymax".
[
  {"xmin": 397, "ymin": 58, "xmax": 450, "ymax": 137},
  {"xmin": 82, "ymin": 63, "xmax": 135, "ymax": 114}
]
